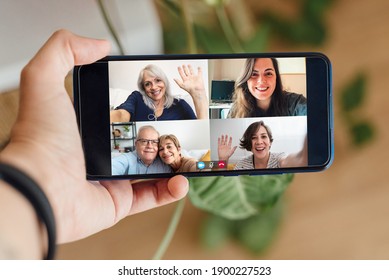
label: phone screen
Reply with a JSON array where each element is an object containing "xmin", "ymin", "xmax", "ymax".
[{"xmin": 74, "ymin": 53, "xmax": 333, "ymax": 179}]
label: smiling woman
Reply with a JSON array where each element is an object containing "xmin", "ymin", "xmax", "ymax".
[
  {"xmin": 110, "ymin": 63, "xmax": 208, "ymax": 122},
  {"xmin": 217, "ymin": 120, "xmax": 307, "ymax": 169},
  {"xmin": 158, "ymin": 134, "xmax": 198, "ymax": 173},
  {"xmin": 229, "ymin": 58, "xmax": 307, "ymax": 118}
]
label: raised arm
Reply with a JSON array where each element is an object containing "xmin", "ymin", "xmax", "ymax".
[
  {"xmin": 174, "ymin": 65, "xmax": 209, "ymax": 119},
  {"xmin": 110, "ymin": 109, "xmax": 131, "ymax": 123},
  {"xmin": 279, "ymin": 136, "xmax": 308, "ymax": 168},
  {"xmin": 218, "ymin": 134, "xmax": 237, "ymax": 162}
]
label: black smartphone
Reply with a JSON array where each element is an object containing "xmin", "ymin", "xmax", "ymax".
[{"xmin": 73, "ymin": 52, "xmax": 333, "ymax": 180}]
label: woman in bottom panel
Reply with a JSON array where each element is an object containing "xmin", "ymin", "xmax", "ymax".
[
  {"xmin": 218, "ymin": 120, "xmax": 307, "ymax": 169},
  {"xmin": 158, "ymin": 134, "xmax": 198, "ymax": 172}
]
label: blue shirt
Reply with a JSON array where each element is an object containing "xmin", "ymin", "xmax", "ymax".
[
  {"xmin": 115, "ymin": 91, "xmax": 197, "ymax": 121},
  {"xmin": 112, "ymin": 151, "xmax": 172, "ymax": 175}
]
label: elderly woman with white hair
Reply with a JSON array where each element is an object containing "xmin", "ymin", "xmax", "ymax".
[{"xmin": 110, "ymin": 64, "xmax": 208, "ymax": 122}]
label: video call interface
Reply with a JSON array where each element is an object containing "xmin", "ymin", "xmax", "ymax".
[{"xmin": 108, "ymin": 57, "xmax": 308, "ymax": 176}]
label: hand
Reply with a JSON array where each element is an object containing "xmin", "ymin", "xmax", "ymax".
[
  {"xmin": 280, "ymin": 135, "xmax": 308, "ymax": 168},
  {"xmin": 174, "ymin": 65, "xmax": 208, "ymax": 119},
  {"xmin": 217, "ymin": 134, "xmax": 237, "ymax": 162},
  {"xmin": 0, "ymin": 30, "xmax": 189, "ymax": 244},
  {"xmin": 174, "ymin": 65, "xmax": 205, "ymax": 96}
]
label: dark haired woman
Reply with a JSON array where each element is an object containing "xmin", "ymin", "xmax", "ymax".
[
  {"xmin": 218, "ymin": 121, "xmax": 307, "ymax": 169},
  {"xmin": 229, "ymin": 58, "xmax": 306, "ymax": 118}
]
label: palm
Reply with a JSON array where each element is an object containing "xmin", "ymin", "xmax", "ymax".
[
  {"xmin": 174, "ymin": 65, "xmax": 205, "ymax": 95},
  {"xmin": 218, "ymin": 135, "xmax": 237, "ymax": 161},
  {"xmin": 2, "ymin": 30, "xmax": 189, "ymax": 244}
]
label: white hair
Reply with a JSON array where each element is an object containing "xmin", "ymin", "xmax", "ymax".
[{"xmin": 137, "ymin": 64, "xmax": 175, "ymax": 110}]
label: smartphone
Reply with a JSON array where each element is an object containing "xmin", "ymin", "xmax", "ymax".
[{"xmin": 73, "ymin": 52, "xmax": 333, "ymax": 180}]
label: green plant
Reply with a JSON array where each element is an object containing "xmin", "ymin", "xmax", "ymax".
[
  {"xmin": 98, "ymin": 0, "xmax": 375, "ymax": 259},
  {"xmin": 123, "ymin": 125, "xmax": 130, "ymax": 132},
  {"xmin": 339, "ymin": 73, "xmax": 375, "ymax": 146},
  {"xmin": 151, "ymin": 0, "xmax": 334, "ymax": 258},
  {"xmin": 154, "ymin": 0, "xmax": 334, "ymax": 54},
  {"xmin": 97, "ymin": 0, "xmax": 333, "ymax": 258},
  {"xmin": 189, "ymin": 174, "xmax": 292, "ymax": 252}
]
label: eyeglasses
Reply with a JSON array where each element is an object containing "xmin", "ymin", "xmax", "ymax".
[{"xmin": 136, "ymin": 138, "xmax": 159, "ymax": 146}]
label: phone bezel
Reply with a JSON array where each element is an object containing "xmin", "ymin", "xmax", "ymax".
[{"xmin": 74, "ymin": 52, "xmax": 333, "ymax": 180}]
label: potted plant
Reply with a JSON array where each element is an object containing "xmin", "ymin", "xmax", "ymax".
[{"xmin": 122, "ymin": 125, "xmax": 131, "ymax": 138}]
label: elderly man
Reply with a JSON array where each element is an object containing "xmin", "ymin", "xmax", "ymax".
[{"xmin": 112, "ymin": 125, "xmax": 171, "ymax": 175}]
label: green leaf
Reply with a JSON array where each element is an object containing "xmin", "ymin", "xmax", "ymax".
[
  {"xmin": 303, "ymin": 0, "xmax": 334, "ymax": 20},
  {"xmin": 233, "ymin": 199, "xmax": 284, "ymax": 254},
  {"xmin": 188, "ymin": 174, "xmax": 293, "ymax": 220},
  {"xmin": 162, "ymin": 29, "xmax": 189, "ymax": 54},
  {"xmin": 193, "ymin": 24, "xmax": 234, "ymax": 53},
  {"xmin": 261, "ymin": 0, "xmax": 333, "ymax": 47},
  {"xmin": 262, "ymin": 13, "xmax": 326, "ymax": 46},
  {"xmin": 340, "ymin": 73, "xmax": 367, "ymax": 112},
  {"xmin": 158, "ymin": 0, "xmax": 181, "ymax": 16},
  {"xmin": 296, "ymin": 19, "xmax": 327, "ymax": 46},
  {"xmin": 350, "ymin": 121, "xmax": 375, "ymax": 146},
  {"xmin": 243, "ymin": 23, "xmax": 270, "ymax": 53},
  {"xmin": 200, "ymin": 214, "xmax": 233, "ymax": 249},
  {"xmin": 200, "ymin": 198, "xmax": 285, "ymax": 254}
]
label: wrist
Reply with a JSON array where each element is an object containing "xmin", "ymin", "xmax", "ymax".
[
  {"xmin": 0, "ymin": 180, "xmax": 44, "ymax": 259},
  {"xmin": 0, "ymin": 145, "xmax": 46, "ymax": 188},
  {"xmin": 0, "ymin": 162, "xmax": 56, "ymax": 259},
  {"xmin": 190, "ymin": 89, "xmax": 206, "ymax": 100},
  {"xmin": 218, "ymin": 156, "xmax": 229, "ymax": 162}
]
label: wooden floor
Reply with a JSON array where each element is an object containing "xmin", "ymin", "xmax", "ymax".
[{"xmin": 2, "ymin": 0, "xmax": 389, "ymax": 259}]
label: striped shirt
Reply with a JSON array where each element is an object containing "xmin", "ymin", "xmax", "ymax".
[{"xmin": 234, "ymin": 152, "xmax": 286, "ymax": 170}]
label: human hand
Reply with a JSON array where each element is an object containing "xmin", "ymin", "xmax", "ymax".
[
  {"xmin": 280, "ymin": 135, "xmax": 308, "ymax": 168},
  {"xmin": 174, "ymin": 64, "xmax": 206, "ymax": 97},
  {"xmin": 0, "ymin": 30, "xmax": 189, "ymax": 244},
  {"xmin": 217, "ymin": 134, "xmax": 237, "ymax": 162},
  {"xmin": 174, "ymin": 65, "xmax": 208, "ymax": 119}
]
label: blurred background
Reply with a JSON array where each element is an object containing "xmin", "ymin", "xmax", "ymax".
[{"xmin": 1, "ymin": 0, "xmax": 388, "ymax": 259}]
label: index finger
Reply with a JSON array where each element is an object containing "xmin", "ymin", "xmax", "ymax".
[
  {"xmin": 22, "ymin": 29, "xmax": 110, "ymax": 89},
  {"xmin": 19, "ymin": 29, "xmax": 111, "ymax": 123}
]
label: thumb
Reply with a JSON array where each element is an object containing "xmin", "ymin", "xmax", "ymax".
[{"xmin": 231, "ymin": 146, "xmax": 238, "ymax": 156}]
